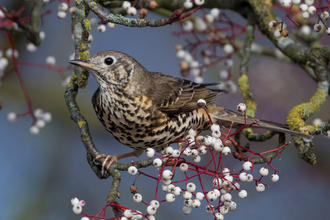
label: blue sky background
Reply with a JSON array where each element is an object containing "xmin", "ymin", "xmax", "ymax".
[{"xmin": 0, "ymin": 1, "xmax": 330, "ymax": 220}]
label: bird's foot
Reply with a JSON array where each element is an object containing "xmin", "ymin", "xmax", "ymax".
[
  {"xmin": 96, "ymin": 151, "xmax": 140, "ymax": 176},
  {"xmin": 96, "ymin": 154, "xmax": 119, "ymax": 176}
]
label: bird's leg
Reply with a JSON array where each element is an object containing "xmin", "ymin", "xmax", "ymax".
[
  {"xmin": 96, "ymin": 151, "xmax": 139, "ymax": 175},
  {"xmin": 178, "ymin": 142, "xmax": 184, "ymax": 152}
]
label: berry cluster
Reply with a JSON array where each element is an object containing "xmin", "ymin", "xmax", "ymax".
[
  {"xmin": 173, "ymin": 6, "xmax": 245, "ymax": 93},
  {"xmin": 74, "ymin": 101, "xmax": 288, "ymax": 220},
  {"xmin": 272, "ymin": 0, "xmax": 330, "ymax": 37},
  {"xmin": 8, "ymin": 108, "xmax": 52, "ymax": 135}
]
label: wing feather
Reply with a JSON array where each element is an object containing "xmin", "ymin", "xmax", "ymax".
[{"xmin": 149, "ymin": 72, "xmax": 224, "ymax": 115}]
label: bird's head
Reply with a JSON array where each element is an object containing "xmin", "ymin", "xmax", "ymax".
[{"xmin": 70, "ymin": 50, "xmax": 143, "ymax": 88}]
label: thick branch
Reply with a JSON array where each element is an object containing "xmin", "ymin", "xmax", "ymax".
[{"xmin": 85, "ymin": 0, "xmax": 198, "ymax": 27}]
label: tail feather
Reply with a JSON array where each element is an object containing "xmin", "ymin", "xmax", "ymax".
[{"xmin": 208, "ymin": 104, "xmax": 313, "ymax": 140}]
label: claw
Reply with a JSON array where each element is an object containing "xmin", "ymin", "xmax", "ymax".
[
  {"xmin": 96, "ymin": 154, "xmax": 118, "ymax": 176},
  {"xmin": 95, "ymin": 151, "xmax": 138, "ymax": 175}
]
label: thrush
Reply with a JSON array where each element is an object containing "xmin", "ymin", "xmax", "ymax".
[{"xmin": 70, "ymin": 50, "xmax": 312, "ymax": 172}]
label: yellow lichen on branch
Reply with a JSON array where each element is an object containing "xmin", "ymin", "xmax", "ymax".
[{"xmin": 287, "ymin": 88, "xmax": 326, "ymax": 135}]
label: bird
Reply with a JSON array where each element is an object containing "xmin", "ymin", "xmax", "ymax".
[{"xmin": 70, "ymin": 50, "xmax": 312, "ymax": 173}]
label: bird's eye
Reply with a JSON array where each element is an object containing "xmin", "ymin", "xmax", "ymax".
[{"xmin": 104, "ymin": 57, "xmax": 114, "ymax": 65}]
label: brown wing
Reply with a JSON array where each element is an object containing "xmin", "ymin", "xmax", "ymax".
[{"xmin": 149, "ymin": 72, "xmax": 224, "ymax": 115}]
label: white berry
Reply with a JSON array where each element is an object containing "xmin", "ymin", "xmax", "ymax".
[
  {"xmin": 215, "ymin": 213, "xmax": 224, "ymax": 220},
  {"xmin": 46, "ymin": 56, "xmax": 56, "ymax": 66},
  {"xmin": 205, "ymin": 205, "xmax": 213, "ymax": 214},
  {"xmin": 166, "ymin": 193, "xmax": 175, "ymax": 203},
  {"xmin": 229, "ymin": 201, "xmax": 237, "ymax": 211},
  {"xmin": 183, "ymin": 20, "xmax": 194, "ymax": 31},
  {"xmin": 180, "ymin": 163, "xmax": 188, "ymax": 172},
  {"xmin": 220, "ymin": 206, "xmax": 229, "ymax": 215},
  {"xmin": 30, "ymin": 125, "xmax": 40, "ymax": 135},
  {"xmin": 58, "ymin": 3, "xmax": 68, "ymax": 12},
  {"xmin": 183, "ymin": 147, "xmax": 192, "ymax": 156},
  {"xmin": 299, "ymin": 4, "xmax": 308, "ymax": 11},
  {"xmin": 177, "ymin": 50, "xmax": 186, "ymax": 59},
  {"xmin": 326, "ymin": 27, "xmax": 330, "ymax": 35},
  {"xmin": 305, "ymin": 0, "xmax": 314, "ymax": 5},
  {"xmin": 256, "ymin": 183, "xmax": 265, "ymax": 192},
  {"xmin": 246, "ymin": 174, "xmax": 254, "ymax": 182},
  {"xmin": 145, "ymin": 148, "xmax": 155, "ymax": 158},
  {"xmin": 127, "ymin": 7, "xmax": 137, "ymax": 16},
  {"xmin": 239, "ymin": 172, "xmax": 248, "ymax": 181},
  {"xmin": 7, "ymin": 112, "xmax": 17, "ymax": 121},
  {"xmin": 193, "ymin": 155, "xmax": 201, "ymax": 163},
  {"xmin": 122, "ymin": 1, "xmax": 131, "ymax": 9},
  {"xmin": 26, "ymin": 43, "xmax": 37, "ymax": 52},
  {"xmin": 210, "ymin": 8, "xmax": 220, "ymax": 18},
  {"xmin": 183, "ymin": 191, "xmax": 192, "ymax": 199},
  {"xmin": 128, "ymin": 166, "xmax": 138, "ymax": 175},
  {"xmin": 242, "ymin": 161, "xmax": 252, "ymax": 171},
  {"xmin": 301, "ymin": 11, "xmax": 310, "ymax": 19},
  {"xmin": 182, "ymin": 206, "xmax": 192, "ymax": 215},
  {"xmin": 206, "ymin": 191, "xmax": 217, "ymax": 201},
  {"xmin": 183, "ymin": 0, "xmax": 193, "ymax": 9},
  {"xmin": 123, "ymin": 210, "xmax": 133, "ymax": 218},
  {"xmin": 198, "ymin": 145, "xmax": 207, "ymax": 155},
  {"xmin": 192, "ymin": 199, "xmax": 201, "ymax": 208},
  {"xmin": 314, "ymin": 24, "xmax": 322, "ymax": 32},
  {"xmin": 194, "ymin": 0, "xmax": 205, "ymax": 6},
  {"xmin": 196, "ymin": 192, "xmax": 204, "ymax": 201},
  {"xmin": 133, "ymin": 193, "xmax": 142, "ymax": 202},
  {"xmin": 57, "ymin": 11, "xmax": 67, "ymax": 19},
  {"xmin": 186, "ymin": 182, "xmax": 196, "ymax": 192},
  {"xmin": 268, "ymin": 20, "xmax": 277, "ymax": 29},
  {"xmin": 259, "ymin": 167, "xmax": 269, "ymax": 176},
  {"xmin": 274, "ymin": 29, "xmax": 282, "ymax": 38},
  {"xmin": 214, "ymin": 189, "xmax": 220, "ymax": 198},
  {"xmin": 280, "ymin": 0, "xmax": 292, "ymax": 7},
  {"xmin": 72, "ymin": 205, "xmax": 82, "ymax": 214},
  {"xmin": 146, "ymin": 205, "xmax": 157, "ymax": 215},
  {"xmin": 300, "ymin": 25, "xmax": 311, "ymax": 35},
  {"xmin": 42, "ymin": 112, "xmax": 52, "ymax": 122},
  {"xmin": 174, "ymin": 186, "xmax": 182, "ymax": 196},
  {"xmin": 223, "ymin": 44, "xmax": 234, "ymax": 54},
  {"xmin": 271, "ymin": 174, "xmax": 280, "ymax": 182},
  {"xmin": 219, "ymin": 70, "xmax": 228, "ymax": 80},
  {"xmin": 108, "ymin": 22, "xmax": 117, "ymax": 29},
  {"xmin": 172, "ymin": 149, "xmax": 181, "ymax": 157},
  {"xmin": 237, "ymin": 103, "xmax": 246, "ymax": 112},
  {"xmin": 321, "ymin": 11, "xmax": 329, "ymax": 20},
  {"xmin": 153, "ymin": 158, "xmax": 162, "ymax": 167},
  {"xmin": 197, "ymin": 99, "xmax": 206, "ymax": 106},
  {"xmin": 191, "ymin": 149, "xmax": 198, "ymax": 157},
  {"xmin": 71, "ymin": 197, "xmax": 79, "ymax": 206},
  {"xmin": 238, "ymin": 190, "xmax": 247, "ymax": 198},
  {"xmin": 205, "ymin": 14, "xmax": 214, "ymax": 23},
  {"xmin": 150, "ymin": 200, "xmax": 160, "ymax": 209},
  {"xmin": 162, "ymin": 170, "xmax": 173, "ymax": 179},
  {"xmin": 36, "ymin": 119, "xmax": 46, "ymax": 128},
  {"xmin": 97, "ymin": 24, "xmax": 106, "ymax": 33},
  {"xmin": 307, "ymin": 6, "xmax": 316, "ymax": 14},
  {"xmin": 222, "ymin": 146, "xmax": 231, "ymax": 155}
]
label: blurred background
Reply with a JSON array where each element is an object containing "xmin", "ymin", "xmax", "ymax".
[{"xmin": 0, "ymin": 1, "xmax": 329, "ymax": 220}]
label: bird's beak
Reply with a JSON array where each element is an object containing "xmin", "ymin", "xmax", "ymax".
[{"xmin": 69, "ymin": 59, "xmax": 93, "ymax": 69}]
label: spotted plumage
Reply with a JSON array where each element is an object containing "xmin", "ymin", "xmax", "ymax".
[{"xmin": 70, "ymin": 50, "xmax": 313, "ymax": 171}]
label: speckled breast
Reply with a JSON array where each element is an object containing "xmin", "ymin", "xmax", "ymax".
[{"xmin": 92, "ymin": 88, "xmax": 207, "ymax": 150}]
